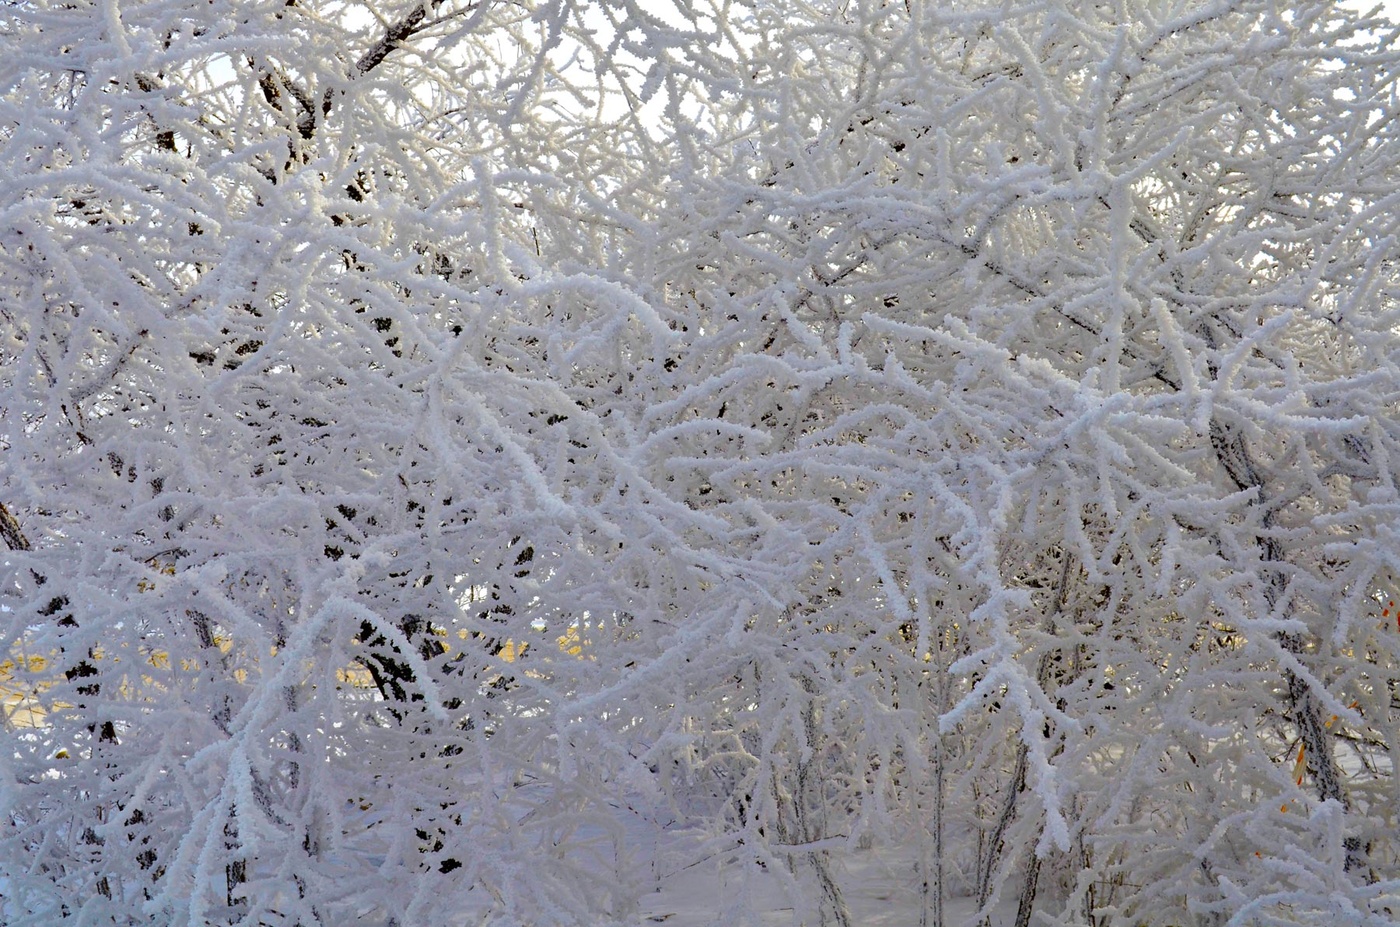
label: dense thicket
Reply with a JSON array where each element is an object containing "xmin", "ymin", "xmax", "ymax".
[{"xmin": 3, "ymin": 1, "xmax": 1400, "ymax": 925}]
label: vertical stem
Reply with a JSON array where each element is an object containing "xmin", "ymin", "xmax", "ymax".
[
  {"xmin": 1202, "ymin": 331, "xmax": 1361, "ymax": 871},
  {"xmin": 192, "ymin": 609, "xmax": 246, "ymax": 911},
  {"xmin": 1013, "ymin": 845, "xmax": 1041, "ymax": 927},
  {"xmin": 931, "ymin": 719, "xmax": 946, "ymax": 927},
  {"xmin": 976, "ymin": 744, "xmax": 1030, "ymax": 921},
  {"xmin": 796, "ymin": 674, "xmax": 853, "ymax": 927},
  {"xmin": 1077, "ymin": 822, "xmax": 1094, "ymax": 927},
  {"xmin": 926, "ymin": 622, "xmax": 950, "ymax": 927},
  {"xmin": 976, "ymin": 555, "xmax": 1073, "ymax": 924}
]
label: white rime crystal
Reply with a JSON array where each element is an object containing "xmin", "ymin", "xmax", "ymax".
[{"xmin": 2, "ymin": 2, "xmax": 1399, "ymax": 926}]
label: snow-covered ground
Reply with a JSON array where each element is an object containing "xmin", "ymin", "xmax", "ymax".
[{"xmin": 634, "ymin": 839, "xmax": 1009, "ymax": 926}]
